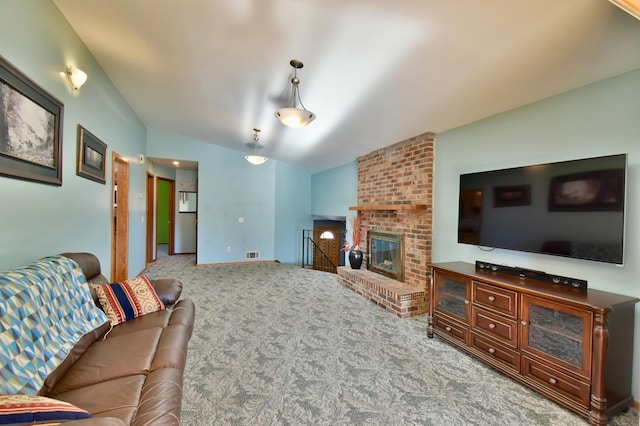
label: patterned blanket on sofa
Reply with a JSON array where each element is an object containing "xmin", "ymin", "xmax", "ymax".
[{"xmin": 0, "ymin": 255, "xmax": 108, "ymax": 395}]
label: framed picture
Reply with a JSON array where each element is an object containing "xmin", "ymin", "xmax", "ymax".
[
  {"xmin": 493, "ymin": 185, "xmax": 531, "ymax": 207},
  {"xmin": 0, "ymin": 56, "xmax": 64, "ymax": 185},
  {"xmin": 548, "ymin": 169, "xmax": 624, "ymax": 211},
  {"xmin": 76, "ymin": 125, "xmax": 107, "ymax": 184}
]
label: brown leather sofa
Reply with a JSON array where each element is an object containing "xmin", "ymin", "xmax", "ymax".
[{"xmin": 36, "ymin": 252, "xmax": 196, "ymax": 425}]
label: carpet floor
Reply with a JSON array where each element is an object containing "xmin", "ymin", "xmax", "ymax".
[{"xmin": 143, "ymin": 255, "xmax": 639, "ymax": 425}]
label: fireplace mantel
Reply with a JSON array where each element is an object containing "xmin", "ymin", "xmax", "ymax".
[{"xmin": 349, "ymin": 204, "xmax": 427, "ymax": 211}]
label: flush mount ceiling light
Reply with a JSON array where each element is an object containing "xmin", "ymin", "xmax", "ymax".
[
  {"xmin": 245, "ymin": 128, "xmax": 268, "ymax": 165},
  {"xmin": 65, "ymin": 65, "xmax": 88, "ymax": 91},
  {"xmin": 274, "ymin": 59, "xmax": 316, "ymax": 128}
]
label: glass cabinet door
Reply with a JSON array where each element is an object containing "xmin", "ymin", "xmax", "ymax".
[
  {"xmin": 434, "ymin": 272, "xmax": 471, "ymax": 322},
  {"xmin": 521, "ymin": 295, "xmax": 592, "ymax": 378}
]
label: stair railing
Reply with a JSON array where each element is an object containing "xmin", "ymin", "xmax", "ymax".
[{"xmin": 301, "ymin": 229, "xmax": 346, "ymax": 273}]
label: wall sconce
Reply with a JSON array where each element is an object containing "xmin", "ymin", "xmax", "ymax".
[
  {"xmin": 274, "ymin": 60, "xmax": 316, "ymax": 128},
  {"xmin": 66, "ymin": 65, "xmax": 88, "ymax": 91}
]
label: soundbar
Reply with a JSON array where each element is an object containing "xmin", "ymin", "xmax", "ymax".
[{"xmin": 475, "ymin": 260, "xmax": 588, "ymax": 289}]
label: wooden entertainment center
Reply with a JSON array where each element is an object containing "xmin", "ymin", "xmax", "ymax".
[{"xmin": 427, "ymin": 262, "xmax": 639, "ymax": 426}]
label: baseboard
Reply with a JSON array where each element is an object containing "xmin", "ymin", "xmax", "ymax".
[
  {"xmin": 633, "ymin": 399, "xmax": 639, "ymax": 410},
  {"xmin": 196, "ymin": 260, "xmax": 278, "ymax": 267}
]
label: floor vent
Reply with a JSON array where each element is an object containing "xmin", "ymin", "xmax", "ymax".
[{"xmin": 245, "ymin": 251, "xmax": 260, "ymax": 260}]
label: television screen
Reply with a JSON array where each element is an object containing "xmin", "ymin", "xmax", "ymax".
[{"xmin": 458, "ymin": 154, "xmax": 627, "ymax": 265}]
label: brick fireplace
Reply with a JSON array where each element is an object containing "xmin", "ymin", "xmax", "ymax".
[{"xmin": 337, "ymin": 132, "xmax": 435, "ymax": 317}]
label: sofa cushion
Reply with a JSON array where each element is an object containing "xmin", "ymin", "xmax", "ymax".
[
  {"xmin": 93, "ymin": 276, "xmax": 165, "ymax": 326},
  {"xmin": 0, "ymin": 394, "xmax": 91, "ymax": 424},
  {"xmin": 39, "ymin": 323, "xmax": 111, "ymax": 396},
  {"xmin": 50, "ymin": 375, "xmax": 146, "ymax": 424},
  {"xmin": 49, "ymin": 328, "xmax": 162, "ymax": 395}
]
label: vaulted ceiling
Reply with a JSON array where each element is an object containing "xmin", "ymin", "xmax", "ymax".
[{"xmin": 53, "ymin": 0, "xmax": 640, "ymax": 173}]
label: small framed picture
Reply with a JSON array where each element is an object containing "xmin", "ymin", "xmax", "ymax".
[
  {"xmin": 493, "ymin": 185, "xmax": 531, "ymax": 207},
  {"xmin": 76, "ymin": 125, "xmax": 107, "ymax": 184},
  {"xmin": 0, "ymin": 55, "xmax": 64, "ymax": 185}
]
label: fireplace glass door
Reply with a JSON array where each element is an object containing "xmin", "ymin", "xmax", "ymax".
[{"xmin": 368, "ymin": 230, "xmax": 404, "ymax": 281}]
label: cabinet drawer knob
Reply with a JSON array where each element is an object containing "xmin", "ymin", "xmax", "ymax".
[
  {"xmin": 488, "ymin": 295, "xmax": 496, "ymax": 302},
  {"xmin": 489, "ymin": 323, "xmax": 496, "ymax": 329},
  {"xmin": 488, "ymin": 348, "xmax": 496, "ymax": 354},
  {"xmin": 549, "ymin": 378, "xmax": 557, "ymax": 386},
  {"xmin": 445, "ymin": 326, "xmax": 452, "ymax": 332},
  {"xmin": 521, "ymin": 320, "xmax": 528, "ymax": 326},
  {"xmin": 464, "ymin": 300, "xmax": 470, "ymax": 305}
]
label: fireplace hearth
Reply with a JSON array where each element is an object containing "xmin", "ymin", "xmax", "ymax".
[{"xmin": 368, "ymin": 230, "xmax": 404, "ymax": 281}]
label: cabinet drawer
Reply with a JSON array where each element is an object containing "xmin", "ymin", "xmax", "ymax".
[
  {"xmin": 433, "ymin": 314, "xmax": 468, "ymax": 345},
  {"xmin": 522, "ymin": 356, "xmax": 590, "ymax": 407},
  {"xmin": 470, "ymin": 333, "xmax": 520, "ymax": 372},
  {"xmin": 471, "ymin": 307, "xmax": 518, "ymax": 347},
  {"xmin": 473, "ymin": 282, "xmax": 517, "ymax": 317}
]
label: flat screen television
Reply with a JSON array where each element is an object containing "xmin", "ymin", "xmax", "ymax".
[{"xmin": 458, "ymin": 154, "xmax": 627, "ymax": 265}]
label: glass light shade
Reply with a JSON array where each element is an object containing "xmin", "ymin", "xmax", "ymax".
[
  {"xmin": 66, "ymin": 66, "xmax": 88, "ymax": 90},
  {"xmin": 245, "ymin": 155, "xmax": 268, "ymax": 165},
  {"xmin": 275, "ymin": 108, "xmax": 316, "ymax": 128}
]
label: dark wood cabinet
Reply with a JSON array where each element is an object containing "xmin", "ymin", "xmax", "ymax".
[{"xmin": 428, "ymin": 262, "xmax": 639, "ymax": 426}]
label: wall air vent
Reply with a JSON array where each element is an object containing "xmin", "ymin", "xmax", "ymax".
[{"xmin": 245, "ymin": 251, "xmax": 260, "ymax": 260}]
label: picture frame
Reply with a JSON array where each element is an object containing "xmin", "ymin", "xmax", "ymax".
[
  {"xmin": 493, "ymin": 185, "xmax": 531, "ymax": 207},
  {"xmin": 0, "ymin": 55, "xmax": 64, "ymax": 185},
  {"xmin": 76, "ymin": 125, "xmax": 107, "ymax": 184},
  {"xmin": 178, "ymin": 191, "xmax": 197, "ymax": 213},
  {"xmin": 548, "ymin": 169, "xmax": 624, "ymax": 212}
]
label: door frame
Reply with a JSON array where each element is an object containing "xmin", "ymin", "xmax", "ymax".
[
  {"xmin": 156, "ymin": 177, "xmax": 176, "ymax": 256},
  {"xmin": 111, "ymin": 152, "xmax": 129, "ymax": 281}
]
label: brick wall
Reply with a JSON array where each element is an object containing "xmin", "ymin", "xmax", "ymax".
[{"xmin": 357, "ymin": 132, "xmax": 435, "ymax": 290}]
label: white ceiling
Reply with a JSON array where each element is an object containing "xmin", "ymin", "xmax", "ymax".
[{"xmin": 53, "ymin": 0, "xmax": 640, "ymax": 174}]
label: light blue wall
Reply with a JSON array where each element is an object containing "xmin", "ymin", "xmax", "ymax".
[
  {"xmin": 0, "ymin": 1, "xmax": 147, "ymax": 277},
  {"xmin": 275, "ymin": 162, "xmax": 312, "ymax": 265},
  {"xmin": 434, "ymin": 68, "xmax": 640, "ymax": 399},
  {"xmin": 146, "ymin": 128, "xmax": 279, "ymax": 264},
  {"xmin": 311, "ymin": 161, "xmax": 358, "ymax": 246},
  {"xmin": 311, "ymin": 161, "xmax": 358, "ymax": 217}
]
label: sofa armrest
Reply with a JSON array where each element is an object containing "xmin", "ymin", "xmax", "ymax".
[{"xmin": 150, "ymin": 278, "xmax": 183, "ymax": 306}]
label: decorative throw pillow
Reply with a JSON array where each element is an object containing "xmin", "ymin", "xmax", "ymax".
[
  {"xmin": 92, "ymin": 275, "xmax": 165, "ymax": 326},
  {"xmin": 0, "ymin": 395, "xmax": 91, "ymax": 424}
]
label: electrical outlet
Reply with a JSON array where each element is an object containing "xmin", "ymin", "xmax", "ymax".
[{"xmin": 227, "ymin": 246, "xmax": 231, "ymax": 252}]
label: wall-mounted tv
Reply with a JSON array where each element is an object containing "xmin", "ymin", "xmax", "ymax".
[{"xmin": 458, "ymin": 154, "xmax": 627, "ymax": 265}]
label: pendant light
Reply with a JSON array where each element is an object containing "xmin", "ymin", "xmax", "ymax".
[
  {"xmin": 245, "ymin": 128, "xmax": 268, "ymax": 165},
  {"xmin": 275, "ymin": 59, "xmax": 316, "ymax": 128}
]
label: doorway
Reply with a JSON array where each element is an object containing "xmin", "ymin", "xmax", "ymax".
[
  {"xmin": 156, "ymin": 177, "xmax": 175, "ymax": 258},
  {"xmin": 312, "ymin": 220, "xmax": 346, "ymax": 272},
  {"xmin": 111, "ymin": 152, "xmax": 129, "ymax": 282}
]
